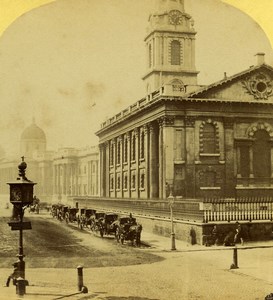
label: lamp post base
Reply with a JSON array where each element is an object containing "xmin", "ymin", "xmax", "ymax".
[{"xmin": 171, "ymin": 233, "xmax": 176, "ymax": 251}]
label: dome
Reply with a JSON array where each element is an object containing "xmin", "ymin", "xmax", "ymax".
[{"xmin": 21, "ymin": 121, "xmax": 46, "ymax": 141}]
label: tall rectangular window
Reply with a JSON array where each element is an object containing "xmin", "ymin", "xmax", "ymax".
[{"xmin": 171, "ymin": 40, "xmax": 181, "ymax": 65}]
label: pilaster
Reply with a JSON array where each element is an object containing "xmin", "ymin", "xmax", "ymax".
[
  {"xmin": 149, "ymin": 123, "xmax": 159, "ymax": 198},
  {"xmin": 134, "ymin": 128, "xmax": 140, "ymax": 199},
  {"xmin": 185, "ymin": 116, "xmax": 196, "ymax": 198},
  {"xmin": 158, "ymin": 116, "xmax": 175, "ymax": 198},
  {"xmin": 224, "ymin": 118, "xmax": 235, "ymax": 197}
]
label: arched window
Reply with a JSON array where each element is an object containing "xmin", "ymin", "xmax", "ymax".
[
  {"xmin": 203, "ymin": 123, "xmax": 216, "ymax": 153},
  {"xmin": 171, "ymin": 40, "xmax": 181, "ymax": 65},
  {"xmin": 253, "ymin": 130, "xmax": 271, "ymax": 178}
]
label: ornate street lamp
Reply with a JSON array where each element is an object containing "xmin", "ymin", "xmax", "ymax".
[
  {"xmin": 7, "ymin": 157, "xmax": 36, "ymax": 295},
  {"xmin": 168, "ymin": 191, "xmax": 176, "ymax": 251}
]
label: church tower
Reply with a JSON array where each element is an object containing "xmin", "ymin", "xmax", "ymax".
[{"xmin": 142, "ymin": 0, "xmax": 199, "ymax": 94}]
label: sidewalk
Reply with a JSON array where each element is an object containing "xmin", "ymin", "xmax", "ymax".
[{"xmin": 141, "ymin": 230, "xmax": 273, "ymax": 252}]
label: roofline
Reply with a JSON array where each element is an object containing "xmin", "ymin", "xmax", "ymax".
[{"xmin": 188, "ymin": 63, "xmax": 273, "ymax": 98}]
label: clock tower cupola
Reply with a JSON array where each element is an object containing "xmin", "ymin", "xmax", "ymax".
[{"xmin": 143, "ymin": 0, "xmax": 199, "ymax": 94}]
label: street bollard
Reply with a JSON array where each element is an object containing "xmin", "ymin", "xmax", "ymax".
[
  {"xmin": 77, "ymin": 266, "xmax": 88, "ymax": 294},
  {"xmin": 16, "ymin": 277, "xmax": 26, "ymax": 296},
  {"xmin": 230, "ymin": 247, "xmax": 239, "ymax": 269},
  {"xmin": 77, "ymin": 266, "xmax": 83, "ymax": 291}
]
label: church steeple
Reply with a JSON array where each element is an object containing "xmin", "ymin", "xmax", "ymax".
[{"xmin": 143, "ymin": 0, "xmax": 198, "ymax": 94}]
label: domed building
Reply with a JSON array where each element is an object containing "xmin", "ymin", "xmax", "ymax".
[
  {"xmin": 0, "ymin": 119, "xmax": 100, "ymax": 207},
  {"xmin": 20, "ymin": 119, "xmax": 47, "ymax": 159}
]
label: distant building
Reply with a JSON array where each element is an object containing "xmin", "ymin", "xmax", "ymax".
[
  {"xmin": 0, "ymin": 119, "xmax": 99, "ymax": 204},
  {"xmin": 52, "ymin": 145, "xmax": 99, "ymax": 203},
  {"xmin": 96, "ymin": 0, "xmax": 273, "ymax": 200}
]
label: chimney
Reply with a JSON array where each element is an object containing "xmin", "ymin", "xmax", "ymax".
[{"xmin": 255, "ymin": 52, "xmax": 265, "ymax": 65}]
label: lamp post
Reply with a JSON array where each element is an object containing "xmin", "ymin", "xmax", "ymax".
[
  {"xmin": 168, "ymin": 191, "xmax": 176, "ymax": 251},
  {"xmin": 7, "ymin": 157, "xmax": 36, "ymax": 295}
]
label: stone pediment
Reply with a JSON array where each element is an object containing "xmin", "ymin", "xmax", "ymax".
[{"xmin": 188, "ymin": 64, "xmax": 273, "ymax": 104}]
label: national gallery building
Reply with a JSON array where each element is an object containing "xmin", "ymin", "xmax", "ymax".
[
  {"xmin": 96, "ymin": 0, "xmax": 273, "ymax": 201},
  {"xmin": 0, "ymin": 120, "xmax": 99, "ymax": 204}
]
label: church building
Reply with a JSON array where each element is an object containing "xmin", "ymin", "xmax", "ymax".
[{"xmin": 96, "ymin": 0, "xmax": 273, "ymax": 200}]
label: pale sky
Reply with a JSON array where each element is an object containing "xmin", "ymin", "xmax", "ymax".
[{"xmin": 0, "ymin": 0, "xmax": 272, "ymax": 155}]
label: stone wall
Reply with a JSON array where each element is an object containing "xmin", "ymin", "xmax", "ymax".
[{"xmin": 135, "ymin": 215, "xmax": 273, "ymax": 245}]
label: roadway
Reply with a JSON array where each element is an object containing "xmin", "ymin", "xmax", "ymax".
[{"xmin": 0, "ymin": 205, "xmax": 273, "ymax": 299}]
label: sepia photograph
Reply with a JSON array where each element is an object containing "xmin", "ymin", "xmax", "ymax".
[{"xmin": 0, "ymin": 0, "xmax": 273, "ymax": 299}]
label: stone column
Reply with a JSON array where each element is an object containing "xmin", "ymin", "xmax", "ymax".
[
  {"xmin": 158, "ymin": 120, "xmax": 163, "ymax": 198},
  {"xmin": 134, "ymin": 128, "xmax": 139, "ymax": 198},
  {"xmin": 105, "ymin": 142, "xmax": 110, "ymax": 197},
  {"xmin": 144, "ymin": 125, "xmax": 149, "ymax": 198},
  {"xmin": 159, "ymin": 116, "xmax": 175, "ymax": 198},
  {"xmin": 63, "ymin": 164, "xmax": 67, "ymax": 196},
  {"xmin": 53, "ymin": 165, "xmax": 57, "ymax": 195},
  {"xmin": 112, "ymin": 139, "xmax": 116, "ymax": 198},
  {"xmin": 149, "ymin": 123, "xmax": 158, "ymax": 198},
  {"xmin": 224, "ymin": 118, "xmax": 235, "ymax": 197},
  {"xmin": 57, "ymin": 164, "xmax": 61, "ymax": 197},
  {"xmin": 66, "ymin": 163, "xmax": 70, "ymax": 196},
  {"xmin": 127, "ymin": 133, "xmax": 131, "ymax": 198},
  {"xmin": 249, "ymin": 145, "xmax": 254, "ymax": 178},
  {"xmin": 99, "ymin": 144, "xmax": 106, "ymax": 197},
  {"xmin": 236, "ymin": 147, "xmax": 241, "ymax": 178},
  {"xmin": 119, "ymin": 136, "xmax": 124, "ymax": 198},
  {"xmin": 185, "ymin": 116, "xmax": 196, "ymax": 198}
]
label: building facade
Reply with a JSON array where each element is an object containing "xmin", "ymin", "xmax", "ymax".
[
  {"xmin": 0, "ymin": 120, "xmax": 99, "ymax": 204},
  {"xmin": 96, "ymin": 0, "xmax": 273, "ymax": 200}
]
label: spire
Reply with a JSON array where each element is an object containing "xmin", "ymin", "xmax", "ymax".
[{"xmin": 143, "ymin": 0, "xmax": 198, "ymax": 94}]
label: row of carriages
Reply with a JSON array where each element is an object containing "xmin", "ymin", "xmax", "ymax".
[{"xmin": 50, "ymin": 204, "xmax": 142, "ymax": 246}]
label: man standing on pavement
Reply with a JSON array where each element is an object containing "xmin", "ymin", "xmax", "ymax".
[{"xmin": 234, "ymin": 222, "xmax": 244, "ymax": 246}]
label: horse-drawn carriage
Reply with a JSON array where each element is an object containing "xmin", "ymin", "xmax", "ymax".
[
  {"xmin": 100, "ymin": 213, "xmax": 119, "ymax": 237},
  {"xmin": 28, "ymin": 196, "xmax": 40, "ymax": 214},
  {"xmin": 77, "ymin": 208, "xmax": 96, "ymax": 229},
  {"xmin": 51, "ymin": 204, "xmax": 64, "ymax": 219},
  {"xmin": 65, "ymin": 207, "xmax": 79, "ymax": 224},
  {"xmin": 115, "ymin": 216, "xmax": 142, "ymax": 246},
  {"xmin": 90, "ymin": 212, "xmax": 105, "ymax": 237},
  {"xmin": 57, "ymin": 205, "xmax": 69, "ymax": 221}
]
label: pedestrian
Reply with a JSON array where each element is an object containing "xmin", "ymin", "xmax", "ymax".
[
  {"xmin": 223, "ymin": 231, "xmax": 234, "ymax": 246},
  {"xmin": 165, "ymin": 182, "xmax": 170, "ymax": 198},
  {"xmin": 5, "ymin": 261, "xmax": 20, "ymax": 287},
  {"xmin": 190, "ymin": 227, "xmax": 196, "ymax": 245},
  {"xmin": 211, "ymin": 225, "xmax": 219, "ymax": 246},
  {"xmin": 234, "ymin": 222, "xmax": 244, "ymax": 246}
]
